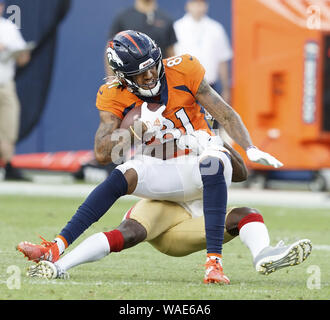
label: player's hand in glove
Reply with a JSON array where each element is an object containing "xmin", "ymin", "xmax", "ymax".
[
  {"xmin": 177, "ymin": 130, "xmax": 226, "ymax": 155},
  {"xmin": 140, "ymin": 102, "xmax": 166, "ymax": 142},
  {"xmin": 246, "ymin": 146, "xmax": 283, "ymax": 168}
]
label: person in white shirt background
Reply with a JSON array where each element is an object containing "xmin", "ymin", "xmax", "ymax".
[
  {"xmin": 0, "ymin": 0, "xmax": 31, "ymax": 180},
  {"xmin": 174, "ymin": 0, "xmax": 232, "ymax": 133}
]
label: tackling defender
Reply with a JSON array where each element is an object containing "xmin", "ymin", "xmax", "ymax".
[
  {"xmin": 26, "ymin": 148, "xmax": 312, "ymax": 280},
  {"xmin": 26, "ymin": 200, "xmax": 312, "ymax": 281},
  {"xmin": 18, "ymin": 30, "xmax": 284, "ymax": 284}
]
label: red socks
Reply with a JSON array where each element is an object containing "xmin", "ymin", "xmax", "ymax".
[
  {"xmin": 103, "ymin": 230, "xmax": 124, "ymax": 252},
  {"xmin": 238, "ymin": 213, "xmax": 264, "ymax": 231}
]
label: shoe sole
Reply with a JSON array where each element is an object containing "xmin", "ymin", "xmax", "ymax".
[
  {"xmin": 301, "ymin": 239, "xmax": 313, "ymax": 262},
  {"xmin": 203, "ymin": 278, "xmax": 230, "ymax": 284},
  {"xmin": 256, "ymin": 239, "xmax": 312, "ymax": 275},
  {"xmin": 203, "ymin": 273, "xmax": 230, "ymax": 285},
  {"xmin": 27, "ymin": 261, "xmax": 58, "ymax": 279}
]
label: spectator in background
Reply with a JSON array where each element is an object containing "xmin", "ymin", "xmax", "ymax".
[
  {"xmin": 105, "ymin": 0, "xmax": 177, "ymax": 77},
  {"xmin": 109, "ymin": 0, "xmax": 177, "ymax": 58},
  {"xmin": 0, "ymin": 0, "xmax": 31, "ymax": 180},
  {"xmin": 174, "ymin": 0, "xmax": 232, "ymax": 131}
]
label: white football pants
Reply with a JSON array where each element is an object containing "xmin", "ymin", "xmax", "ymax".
[{"xmin": 116, "ymin": 151, "xmax": 232, "ymax": 203}]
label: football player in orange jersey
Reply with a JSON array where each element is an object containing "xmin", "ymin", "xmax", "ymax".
[{"xmin": 17, "ymin": 30, "xmax": 284, "ymax": 284}]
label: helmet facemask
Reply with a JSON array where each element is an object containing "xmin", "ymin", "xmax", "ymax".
[
  {"xmin": 106, "ymin": 31, "xmax": 164, "ymax": 97},
  {"xmin": 124, "ymin": 58, "xmax": 164, "ymax": 97}
]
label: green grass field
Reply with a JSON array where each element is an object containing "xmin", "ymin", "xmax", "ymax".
[{"xmin": 1, "ymin": 194, "xmax": 329, "ymax": 300}]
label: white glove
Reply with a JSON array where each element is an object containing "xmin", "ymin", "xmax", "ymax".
[
  {"xmin": 246, "ymin": 146, "xmax": 283, "ymax": 168},
  {"xmin": 177, "ymin": 130, "xmax": 224, "ymax": 155},
  {"xmin": 140, "ymin": 102, "xmax": 166, "ymax": 141}
]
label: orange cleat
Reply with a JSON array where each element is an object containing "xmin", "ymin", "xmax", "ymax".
[
  {"xmin": 16, "ymin": 236, "xmax": 60, "ymax": 263},
  {"xmin": 204, "ymin": 256, "xmax": 230, "ymax": 284}
]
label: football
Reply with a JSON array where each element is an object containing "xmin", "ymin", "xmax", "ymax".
[{"xmin": 120, "ymin": 102, "xmax": 163, "ymax": 130}]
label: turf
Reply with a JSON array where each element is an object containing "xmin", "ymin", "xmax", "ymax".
[{"xmin": 0, "ymin": 194, "xmax": 329, "ymax": 300}]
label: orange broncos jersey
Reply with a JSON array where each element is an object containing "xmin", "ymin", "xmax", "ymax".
[{"xmin": 96, "ymin": 54, "xmax": 212, "ymax": 141}]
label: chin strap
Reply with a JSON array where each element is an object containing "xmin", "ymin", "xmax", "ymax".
[
  {"xmin": 123, "ymin": 60, "xmax": 164, "ymax": 97},
  {"xmin": 137, "ymin": 80, "xmax": 161, "ymax": 97}
]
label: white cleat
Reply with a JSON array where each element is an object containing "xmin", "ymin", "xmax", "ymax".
[
  {"xmin": 27, "ymin": 260, "xmax": 69, "ymax": 279},
  {"xmin": 254, "ymin": 239, "xmax": 312, "ymax": 275}
]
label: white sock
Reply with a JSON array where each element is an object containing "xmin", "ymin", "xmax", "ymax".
[
  {"xmin": 239, "ymin": 222, "xmax": 270, "ymax": 259},
  {"xmin": 54, "ymin": 232, "xmax": 110, "ymax": 272},
  {"xmin": 54, "ymin": 237, "xmax": 66, "ymax": 255}
]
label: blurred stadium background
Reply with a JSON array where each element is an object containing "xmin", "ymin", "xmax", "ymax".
[
  {"xmin": 1, "ymin": 0, "xmax": 330, "ymax": 301},
  {"xmin": 0, "ymin": 0, "xmax": 329, "ymax": 196}
]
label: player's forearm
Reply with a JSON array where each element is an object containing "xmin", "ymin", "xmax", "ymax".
[
  {"xmin": 95, "ymin": 129, "xmax": 132, "ymax": 165},
  {"xmin": 94, "ymin": 111, "xmax": 127, "ymax": 165},
  {"xmin": 196, "ymin": 80, "xmax": 253, "ymax": 150},
  {"xmin": 219, "ymin": 108, "xmax": 253, "ymax": 151},
  {"xmin": 94, "ymin": 133, "xmax": 116, "ymax": 165}
]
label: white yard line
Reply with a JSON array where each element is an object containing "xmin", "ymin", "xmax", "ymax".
[
  {"xmin": 313, "ymin": 245, "xmax": 330, "ymax": 251},
  {"xmin": 0, "ymin": 181, "xmax": 138, "ymax": 200},
  {"xmin": 228, "ymin": 189, "xmax": 330, "ymax": 209}
]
